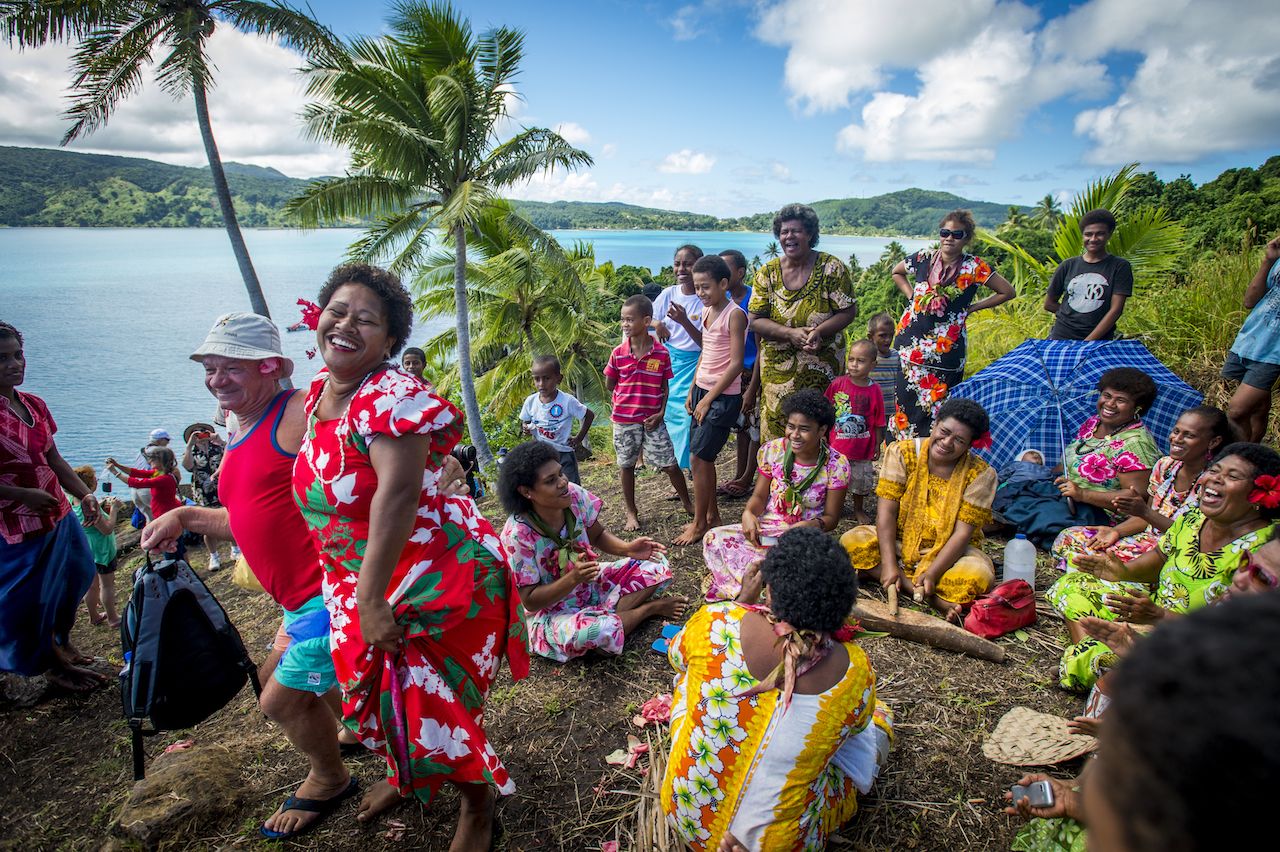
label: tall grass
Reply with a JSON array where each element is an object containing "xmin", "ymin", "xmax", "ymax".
[{"xmin": 965, "ymin": 242, "xmax": 1277, "ymax": 443}]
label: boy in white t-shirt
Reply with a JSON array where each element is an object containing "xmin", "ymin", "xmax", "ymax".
[{"xmin": 520, "ymin": 355, "xmax": 595, "ymax": 485}]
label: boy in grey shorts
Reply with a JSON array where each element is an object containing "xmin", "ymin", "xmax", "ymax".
[{"xmin": 605, "ymin": 295, "xmax": 695, "ymax": 530}]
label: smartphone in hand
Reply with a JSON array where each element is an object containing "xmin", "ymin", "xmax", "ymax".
[{"xmin": 1011, "ymin": 780, "xmax": 1055, "ymax": 809}]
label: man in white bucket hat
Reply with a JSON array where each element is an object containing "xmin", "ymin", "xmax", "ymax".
[{"xmin": 145, "ymin": 312, "xmax": 467, "ymax": 838}]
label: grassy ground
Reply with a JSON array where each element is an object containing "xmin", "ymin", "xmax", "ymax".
[{"xmin": 0, "ymin": 446, "xmax": 1085, "ymax": 852}]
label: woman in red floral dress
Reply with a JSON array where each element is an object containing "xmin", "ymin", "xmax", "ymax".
[
  {"xmin": 890, "ymin": 210, "xmax": 1015, "ymax": 438},
  {"xmin": 292, "ymin": 265, "xmax": 528, "ymax": 848}
]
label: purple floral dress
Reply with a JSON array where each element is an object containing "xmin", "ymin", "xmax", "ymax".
[
  {"xmin": 500, "ymin": 483, "xmax": 672, "ymax": 662},
  {"xmin": 703, "ymin": 438, "xmax": 851, "ymax": 601}
]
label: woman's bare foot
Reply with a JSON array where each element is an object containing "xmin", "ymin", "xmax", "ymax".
[
  {"xmin": 673, "ymin": 521, "xmax": 707, "ymax": 546},
  {"xmin": 53, "ymin": 642, "xmax": 94, "ymax": 667},
  {"xmin": 46, "ymin": 664, "xmax": 107, "ymax": 692},
  {"xmin": 929, "ymin": 595, "xmax": 964, "ymax": 624},
  {"xmin": 449, "ymin": 785, "xmax": 497, "ymax": 852},
  {"xmin": 263, "ymin": 772, "xmax": 354, "ymax": 836},
  {"xmin": 650, "ymin": 595, "xmax": 689, "ymax": 620},
  {"xmin": 623, "ymin": 511, "xmax": 641, "ymax": 532},
  {"xmin": 356, "ymin": 779, "xmax": 406, "ymax": 823},
  {"xmin": 89, "ymin": 613, "xmax": 107, "ymax": 626},
  {"xmin": 854, "ymin": 510, "xmax": 873, "ymax": 526}
]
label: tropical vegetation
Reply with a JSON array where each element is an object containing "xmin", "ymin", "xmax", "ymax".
[
  {"xmin": 1, "ymin": 0, "xmax": 339, "ymax": 317},
  {"xmin": 286, "ymin": 0, "xmax": 592, "ymax": 466}
]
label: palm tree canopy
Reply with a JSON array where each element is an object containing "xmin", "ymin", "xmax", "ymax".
[
  {"xmin": 2, "ymin": 0, "xmax": 340, "ymax": 142},
  {"xmin": 287, "ymin": 0, "xmax": 593, "ymax": 273}
]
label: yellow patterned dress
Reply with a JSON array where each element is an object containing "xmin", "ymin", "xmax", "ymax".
[
  {"xmin": 748, "ymin": 253, "xmax": 856, "ymax": 443},
  {"xmin": 841, "ymin": 439, "xmax": 997, "ymax": 604},
  {"xmin": 661, "ymin": 602, "xmax": 893, "ymax": 851}
]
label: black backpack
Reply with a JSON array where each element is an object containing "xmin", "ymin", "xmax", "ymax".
[{"xmin": 119, "ymin": 555, "xmax": 261, "ymax": 779}]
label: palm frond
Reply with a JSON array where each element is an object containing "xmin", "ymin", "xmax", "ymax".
[
  {"xmin": 219, "ymin": 0, "xmax": 341, "ymax": 62},
  {"xmin": 1, "ymin": 0, "xmax": 123, "ymax": 47},
  {"xmin": 285, "ymin": 173, "xmax": 420, "ymax": 226},
  {"xmin": 481, "ymin": 127, "xmax": 593, "ymax": 188}
]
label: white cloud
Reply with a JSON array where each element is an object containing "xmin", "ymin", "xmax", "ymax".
[
  {"xmin": 0, "ymin": 29, "xmax": 347, "ymax": 177},
  {"xmin": 755, "ymin": 0, "xmax": 1001, "ymax": 113},
  {"xmin": 1044, "ymin": 0, "xmax": 1280, "ymax": 164},
  {"xmin": 769, "ymin": 160, "xmax": 795, "ymax": 183},
  {"xmin": 941, "ymin": 174, "xmax": 988, "ymax": 188},
  {"xmin": 553, "ymin": 121, "xmax": 591, "ymax": 146},
  {"xmin": 600, "ymin": 143, "xmax": 617, "ymax": 158},
  {"xmin": 669, "ymin": 5, "xmax": 702, "ymax": 41},
  {"xmin": 658, "ymin": 148, "xmax": 716, "ymax": 174}
]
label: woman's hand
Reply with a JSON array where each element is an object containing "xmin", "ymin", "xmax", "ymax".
[
  {"xmin": 358, "ymin": 598, "xmax": 402, "ymax": 654},
  {"xmin": 566, "ymin": 559, "xmax": 601, "ymax": 586},
  {"xmin": 736, "ymin": 561, "xmax": 764, "ymax": 604},
  {"xmin": 1055, "ymin": 475, "xmax": 1082, "ymax": 502},
  {"xmin": 742, "ymin": 511, "xmax": 761, "ymax": 546},
  {"xmin": 1084, "ymin": 526, "xmax": 1120, "ymax": 551},
  {"xmin": 1075, "ymin": 551, "xmax": 1125, "ymax": 581},
  {"xmin": 799, "ymin": 325, "xmax": 822, "ymax": 352},
  {"xmin": 1110, "ymin": 486, "xmax": 1148, "ymax": 518},
  {"xmin": 1003, "ymin": 774, "xmax": 1079, "ymax": 822},
  {"xmin": 627, "ymin": 536, "xmax": 667, "ymax": 561},
  {"xmin": 787, "ymin": 326, "xmax": 809, "ymax": 349},
  {"xmin": 717, "ymin": 830, "xmax": 749, "ymax": 852},
  {"xmin": 1104, "ymin": 590, "xmax": 1164, "ymax": 624},
  {"xmin": 1067, "ymin": 715, "xmax": 1101, "ymax": 738},
  {"xmin": 105, "ymin": 457, "xmax": 118, "ymax": 469},
  {"xmin": 15, "ymin": 487, "xmax": 59, "ymax": 513},
  {"xmin": 1079, "ymin": 615, "xmax": 1138, "ymax": 655}
]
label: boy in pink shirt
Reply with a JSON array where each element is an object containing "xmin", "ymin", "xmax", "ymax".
[
  {"xmin": 825, "ymin": 339, "xmax": 885, "ymax": 524},
  {"xmin": 605, "ymin": 295, "xmax": 694, "ymax": 530}
]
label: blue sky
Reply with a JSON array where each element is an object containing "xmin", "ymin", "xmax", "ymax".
[{"xmin": 1, "ymin": 0, "xmax": 1276, "ymax": 217}]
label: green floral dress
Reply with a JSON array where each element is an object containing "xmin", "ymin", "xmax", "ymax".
[{"xmin": 748, "ymin": 252, "xmax": 855, "ymax": 442}]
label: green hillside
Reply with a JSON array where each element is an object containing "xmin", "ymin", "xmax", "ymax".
[
  {"xmin": 0, "ymin": 145, "xmax": 1022, "ymax": 234},
  {"xmin": 0, "ymin": 145, "xmax": 318, "ymax": 227}
]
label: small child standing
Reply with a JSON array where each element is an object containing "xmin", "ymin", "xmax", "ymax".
[
  {"xmin": 520, "ymin": 354, "xmax": 595, "ymax": 485},
  {"xmin": 72, "ymin": 466, "xmax": 120, "ymax": 627},
  {"xmin": 605, "ymin": 294, "xmax": 694, "ymax": 530},
  {"xmin": 826, "ymin": 339, "xmax": 885, "ymax": 525},
  {"xmin": 675, "ymin": 255, "xmax": 745, "ymax": 546},
  {"xmin": 867, "ymin": 312, "xmax": 901, "ymax": 432}
]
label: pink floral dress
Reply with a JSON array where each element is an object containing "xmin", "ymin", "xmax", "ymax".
[
  {"xmin": 500, "ymin": 483, "xmax": 673, "ymax": 662},
  {"xmin": 703, "ymin": 438, "xmax": 851, "ymax": 601},
  {"xmin": 292, "ymin": 366, "xmax": 529, "ymax": 805},
  {"xmin": 1062, "ymin": 416, "xmax": 1160, "ymax": 516}
]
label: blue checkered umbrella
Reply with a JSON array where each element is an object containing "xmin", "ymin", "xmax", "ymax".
[{"xmin": 950, "ymin": 339, "xmax": 1203, "ymax": 469}]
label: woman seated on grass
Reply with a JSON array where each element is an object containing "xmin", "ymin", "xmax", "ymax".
[
  {"xmin": 1005, "ymin": 590, "xmax": 1280, "ymax": 852},
  {"xmin": 662, "ymin": 527, "xmax": 892, "ymax": 852},
  {"xmin": 841, "ymin": 397, "xmax": 998, "ymax": 621},
  {"xmin": 498, "ymin": 441, "xmax": 687, "ymax": 663},
  {"xmin": 1050, "ymin": 406, "xmax": 1232, "ymax": 575},
  {"xmin": 703, "ymin": 388, "xmax": 849, "ymax": 601},
  {"xmin": 1048, "ymin": 442, "xmax": 1279, "ymax": 691}
]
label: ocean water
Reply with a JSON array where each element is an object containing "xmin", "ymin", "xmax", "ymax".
[{"xmin": 2, "ymin": 227, "xmax": 929, "ymax": 468}]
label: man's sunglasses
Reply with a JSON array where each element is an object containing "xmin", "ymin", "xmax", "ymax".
[
  {"xmin": 939, "ymin": 228, "xmax": 968, "ymax": 240},
  {"xmin": 1241, "ymin": 549, "xmax": 1279, "ymax": 588}
]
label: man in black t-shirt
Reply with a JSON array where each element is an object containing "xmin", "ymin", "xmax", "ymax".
[{"xmin": 1044, "ymin": 208, "xmax": 1133, "ymax": 340}]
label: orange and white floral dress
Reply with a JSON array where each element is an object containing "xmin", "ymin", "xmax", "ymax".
[{"xmin": 661, "ymin": 602, "xmax": 893, "ymax": 851}]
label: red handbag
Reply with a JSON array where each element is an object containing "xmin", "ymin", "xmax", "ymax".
[{"xmin": 963, "ymin": 579, "xmax": 1036, "ymax": 639}]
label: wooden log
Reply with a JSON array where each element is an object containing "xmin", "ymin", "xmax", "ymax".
[
  {"xmin": 887, "ymin": 585, "xmax": 899, "ymax": 617},
  {"xmin": 853, "ymin": 596, "xmax": 1005, "ymax": 663}
]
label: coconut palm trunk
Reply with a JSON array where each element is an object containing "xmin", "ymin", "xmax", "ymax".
[
  {"xmin": 192, "ymin": 79, "xmax": 271, "ymax": 319},
  {"xmin": 452, "ymin": 223, "xmax": 491, "ymax": 465}
]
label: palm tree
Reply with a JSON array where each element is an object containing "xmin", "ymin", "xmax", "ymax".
[
  {"xmin": 413, "ymin": 202, "xmax": 612, "ymax": 420},
  {"xmin": 1, "ymin": 0, "xmax": 338, "ymax": 318},
  {"xmin": 998, "ymin": 205, "xmax": 1032, "ymax": 234},
  {"xmin": 287, "ymin": 1, "xmax": 592, "ymax": 465},
  {"xmin": 1029, "ymin": 193, "xmax": 1063, "ymax": 230},
  {"xmin": 764, "ymin": 240, "xmax": 780, "ymax": 259}
]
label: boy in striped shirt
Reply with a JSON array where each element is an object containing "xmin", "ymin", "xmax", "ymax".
[{"xmin": 605, "ymin": 294, "xmax": 694, "ymax": 530}]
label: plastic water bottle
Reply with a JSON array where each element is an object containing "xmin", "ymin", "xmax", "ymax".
[{"xmin": 1003, "ymin": 534, "xmax": 1037, "ymax": 588}]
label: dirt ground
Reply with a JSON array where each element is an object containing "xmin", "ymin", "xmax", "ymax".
[{"xmin": 0, "ymin": 444, "xmax": 1084, "ymax": 851}]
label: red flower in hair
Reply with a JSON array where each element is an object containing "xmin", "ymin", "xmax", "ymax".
[
  {"xmin": 297, "ymin": 298, "xmax": 321, "ymax": 330},
  {"xmin": 1250, "ymin": 474, "xmax": 1280, "ymax": 510},
  {"xmin": 972, "ymin": 431, "xmax": 993, "ymax": 450}
]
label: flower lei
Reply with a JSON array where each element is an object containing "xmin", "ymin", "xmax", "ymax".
[
  {"xmin": 779, "ymin": 441, "xmax": 829, "ymax": 522},
  {"xmin": 1250, "ymin": 474, "xmax": 1280, "ymax": 510}
]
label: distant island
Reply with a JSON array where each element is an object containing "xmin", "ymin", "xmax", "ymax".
[{"xmin": 0, "ymin": 145, "xmax": 1018, "ymax": 234}]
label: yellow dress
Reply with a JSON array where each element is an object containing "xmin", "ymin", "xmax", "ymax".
[
  {"xmin": 841, "ymin": 439, "xmax": 996, "ymax": 604},
  {"xmin": 661, "ymin": 603, "xmax": 893, "ymax": 851}
]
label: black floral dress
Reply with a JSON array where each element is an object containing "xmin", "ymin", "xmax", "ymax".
[
  {"xmin": 189, "ymin": 440, "xmax": 225, "ymax": 508},
  {"xmin": 892, "ymin": 250, "xmax": 994, "ymax": 438}
]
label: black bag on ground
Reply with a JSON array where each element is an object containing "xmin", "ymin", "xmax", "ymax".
[{"xmin": 119, "ymin": 555, "xmax": 261, "ymax": 779}]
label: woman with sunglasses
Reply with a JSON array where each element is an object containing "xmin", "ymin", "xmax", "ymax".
[
  {"xmin": 889, "ymin": 210, "xmax": 1014, "ymax": 438},
  {"xmin": 1053, "ymin": 442, "xmax": 1280, "ymax": 691}
]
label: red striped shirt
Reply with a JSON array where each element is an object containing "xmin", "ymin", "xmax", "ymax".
[{"xmin": 605, "ymin": 338, "xmax": 673, "ymax": 423}]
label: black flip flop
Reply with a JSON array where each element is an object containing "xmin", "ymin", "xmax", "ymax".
[{"xmin": 260, "ymin": 775, "xmax": 360, "ymax": 841}]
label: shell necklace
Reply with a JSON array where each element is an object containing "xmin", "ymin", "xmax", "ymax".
[{"xmin": 302, "ymin": 370, "xmax": 376, "ymax": 486}]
